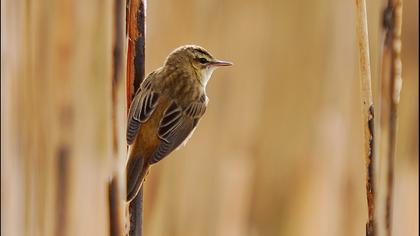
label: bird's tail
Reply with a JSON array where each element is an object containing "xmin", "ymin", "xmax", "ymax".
[{"xmin": 126, "ymin": 151, "xmax": 146, "ymax": 203}]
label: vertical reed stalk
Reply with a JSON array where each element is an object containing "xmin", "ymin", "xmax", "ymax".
[
  {"xmin": 109, "ymin": 0, "xmax": 127, "ymax": 235},
  {"xmin": 380, "ymin": 1, "xmax": 403, "ymax": 236},
  {"xmin": 126, "ymin": 0, "xmax": 146, "ymax": 235},
  {"xmin": 355, "ymin": 0, "xmax": 377, "ymax": 235}
]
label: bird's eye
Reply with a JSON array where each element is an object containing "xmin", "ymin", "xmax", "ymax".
[{"xmin": 197, "ymin": 57, "xmax": 208, "ymax": 64}]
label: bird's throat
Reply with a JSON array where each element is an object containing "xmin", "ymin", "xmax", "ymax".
[{"xmin": 199, "ymin": 67, "xmax": 216, "ymax": 87}]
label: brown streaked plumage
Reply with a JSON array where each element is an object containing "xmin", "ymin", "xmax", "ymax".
[{"xmin": 126, "ymin": 45, "xmax": 232, "ymax": 202}]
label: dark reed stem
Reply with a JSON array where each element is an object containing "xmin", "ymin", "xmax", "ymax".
[
  {"xmin": 126, "ymin": 0, "xmax": 146, "ymax": 235},
  {"xmin": 380, "ymin": 1, "xmax": 403, "ymax": 235}
]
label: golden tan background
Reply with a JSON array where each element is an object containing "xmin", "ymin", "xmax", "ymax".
[
  {"xmin": 1, "ymin": 0, "xmax": 418, "ymax": 236},
  {"xmin": 142, "ymin": 1, "xmax": 418, "ymax": 236}
]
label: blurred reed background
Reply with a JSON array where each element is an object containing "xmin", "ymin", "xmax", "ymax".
[
  {"xmin": 142, "ymin": 1, "xmax": 418, "ymax": 236},
  {"xmin": 1, "ymin": 0, "xmax": 418, "ymax": 236}
]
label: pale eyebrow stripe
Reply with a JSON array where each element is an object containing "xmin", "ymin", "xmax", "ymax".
[{"xmin": 194, "ymin": 48, "xmax": 213, "ymax": 59}]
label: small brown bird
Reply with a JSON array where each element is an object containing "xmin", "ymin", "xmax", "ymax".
[{"xmin": 126, "ymin": 45, "xmax": 232, "ymax": 202}]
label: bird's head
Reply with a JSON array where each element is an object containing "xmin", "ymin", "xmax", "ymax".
[{"xmin": 164, "ymin": 45, "xmax": 232, "ymax": 87}]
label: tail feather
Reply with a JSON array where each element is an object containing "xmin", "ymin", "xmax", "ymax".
[{"xmin": 126, "ymin": 152, "xmax": 145, "ymax": 202}]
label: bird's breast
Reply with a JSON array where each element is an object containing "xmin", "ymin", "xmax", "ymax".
[{"xmin": 161, "ymin": 75, "xmax": 203, "ymax": 107}]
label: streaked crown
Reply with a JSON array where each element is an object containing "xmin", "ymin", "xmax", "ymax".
[{"xmin": 164, "ymin": 45, "xmax": 214, "ymax": 67}]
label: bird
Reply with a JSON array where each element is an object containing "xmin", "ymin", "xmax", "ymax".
[{"xmin": 126, "ymin": 45, "xmax": 232, "ymax": 202}]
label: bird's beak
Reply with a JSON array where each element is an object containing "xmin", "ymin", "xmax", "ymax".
[{"xmin": 209, "ymin": 59, "xmax": 233, "ymax": 67}]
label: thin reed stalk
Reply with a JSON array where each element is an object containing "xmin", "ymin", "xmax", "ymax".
[
  {"xmin": 379, "ymin": 1, "xmax": 403, "ymax": 236},
  {"xmin": 355, "ymin": 0, "xmax": 377, "ymax": 235},
  {"xmin": 108, "ymin": 0, "xmax": 127, "ymax": 235},
  {"xmin": 126, "ymin": 0, "xmax": 146, "ymax": 235}
]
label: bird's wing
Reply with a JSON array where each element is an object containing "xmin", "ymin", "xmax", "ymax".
[
  {"xmin": 148, "ymin": 96, "xmax": 207, "ymax": 164},
  {"xmin": 126, "ymin": 74, "xmax": 160, "ymax": 145}
]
